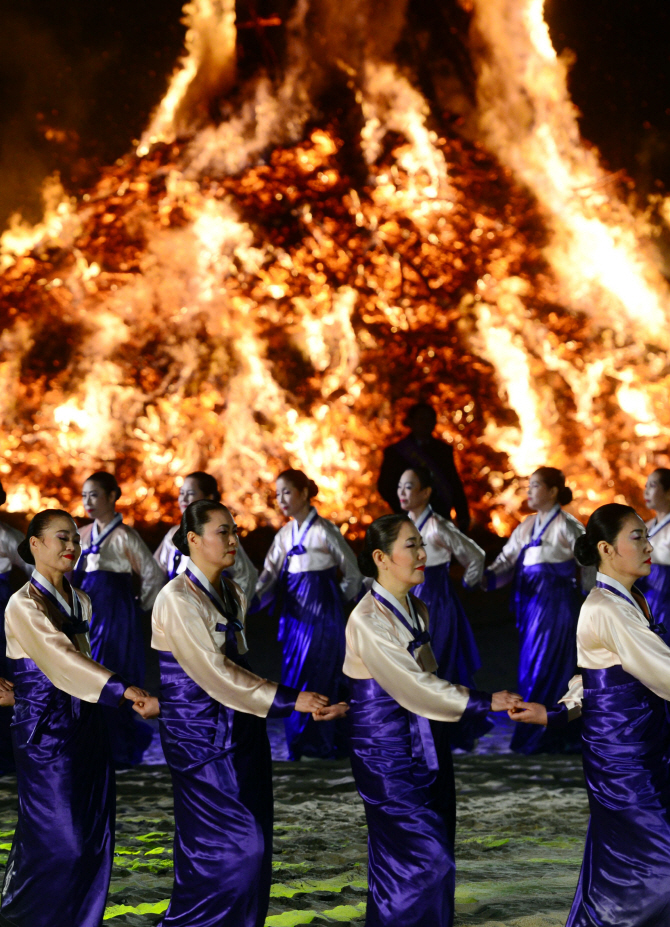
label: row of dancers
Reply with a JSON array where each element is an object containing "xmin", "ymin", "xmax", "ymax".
[
  {"xmin": 1, "ymin": 488, "xmax": 670, "ymax": 926},
  {"xmin": 2, "ymin": 464, "xmax": 670, "ymax": 770}
]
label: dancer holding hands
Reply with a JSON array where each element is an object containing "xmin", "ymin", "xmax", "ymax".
[
  {"xmin": 483, "ymin": 467, "xmax": 589, "ymax": 753},
  {"xmin": 72, "ymin": 471, "xmax": 165, "ymax": 766},
  {"xmin": 0, "ymin": 510, "xmax": 158, "ymax": 927},
  {"xmin": 152, "ymin": 499, "xmax": 328, "ymax": 927},
  {"xmin": 254, "ymin": 468, "xmax": 363, "ymax": 759},
  {"xmin": 636, "ymin": 467, "xmax": 670, "ymax": 646},
  {"xmin": 154, "ymin": 471, "xmax": 258, "ymax": 603},
  {"xmin": 343, "ymin": 514, "xmax": 519, "ymax": 927},
  {"xmin": 511, "ymin": 503, "xmax": 670, "ymax": 926}
]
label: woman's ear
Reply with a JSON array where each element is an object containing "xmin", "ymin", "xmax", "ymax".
[
  {"xmin": 372, "ymin": 549, "xmax": 385, "ymax": 571},
  {"xmin": 596, "ymin": 539, "xmax": 611, "ymax": 562},
  {"xmin": 187, "ymin": 530, "xmax": 200, "ymax": 550}
]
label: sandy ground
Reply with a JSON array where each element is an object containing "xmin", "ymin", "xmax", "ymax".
[{"xmin": 0, "ymin": 584, "xmax": 589, "ymax": 924}]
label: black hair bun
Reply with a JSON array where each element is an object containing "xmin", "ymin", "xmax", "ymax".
[
  {"xmin": 558, "ymin": 486, "xmax": 573, "ymax": 506},
  {"xmin": 574, "ymin": 534, "xmax": 598, "ymax": 567},
  {"xmin": 17, "ymin": 537, "xmax": 35, "ymax": 565},
  {"xmin": 173, "ymin": 525, "xmax": 190, "ymax": 556},
  {"xmin": 357, "ymin": 549, "xmax": 377, "ymax": 579}
]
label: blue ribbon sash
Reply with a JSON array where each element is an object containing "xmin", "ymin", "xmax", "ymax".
[
  {"xmin": 80, "ymin": 512, "xmax": 123, "ymax": 558},
  {"xmin": 185, "ymin": 566, "xmax": 243, "ymax": 656},
  {"xmin": 596, "ymin": 579, "xmax": 666, "ymax": 636}
]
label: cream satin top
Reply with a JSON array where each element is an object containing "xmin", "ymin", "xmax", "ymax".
[
  {"xmin": 0, "ymin": 521, "xmax": 32, "ymax": 577},
  {"xmin": 487, "ymin": 508, "xmax": 595, "ymax": 592},
  {"xmin": 5, "ymin": 581, "xmax": 115, "ymax": 702},
  {"xmin": 151, "ymin": 573, "xmax": 279, "ymax": 718},
  {"xmin": 154, "ymin": 524, "xmax": 259, "ymax": 605},
  {"xmin": 558, "ymin": 572, "xmax": 670, "ymax": 713},
  {"xmin": 343, "ymin": 585, "xmax": 472, "ymax": 722},
  {"xmin": 412, "ymin": 508, "xmax": 485, "ymax": 586},
  {"xmin": 255, "ymin": 513, "xmax": 363, "ymax": 605},
  {"xmin": 646, "ymin": 515, "xmax": 670, "ymax": 566},
  {"xmin": 75, "ymin": 521, "xmax": 165, "ymax": 610}
]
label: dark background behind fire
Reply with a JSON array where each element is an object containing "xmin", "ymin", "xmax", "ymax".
[{"xmin": 0, "ymin": 0, "xmax": 669, "ymax": 230}]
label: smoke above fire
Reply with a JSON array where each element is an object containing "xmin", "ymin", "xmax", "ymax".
[{"xmin": 1, "ymin": 0, "xmax": 669, "ymax": 535}]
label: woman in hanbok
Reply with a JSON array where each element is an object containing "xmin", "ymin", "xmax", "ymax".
[
  {"xmin": 398, "ymin": 466, "xmax": 487, "ymax": 749},
  {"xmin": 154, "ymin": 471, "xmax": 258, "ymax": 603},
  {"xmin": 0, "ymin": 480, "xmax": 33, "ymax": 774},
  {"xmin": 483, "ymin": 466, "xmax": 588, "ymax": 754},
  {"xmin": 0, "ymin": 509, "xmax": 158, "ymax": 927},
  {"xmin": 72, "ymin": 471, "xmax": 165, "ymax": 766},
  {"xmin": 510, "ymin": 502, "xmax": 670, "ymax": 927},
  {"xmin": 151, "ymin": 499, "xmax": 329, "ymax": 927},
  {"xmin": 635, "ymin": 467, "xmax": 670, "ymax": 647},
  {"xmin": 253, "ymin": 468, "xmax": 363, "ymax": 760},
  {"xmin": 343, "ymin": 513, "xmax": 519, "ymax": 927}
]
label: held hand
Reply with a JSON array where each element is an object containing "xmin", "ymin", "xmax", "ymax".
[
  {"xmin": 132, "ymin": 696, "xmax": 161, "ymax": 719},
  {"xmin": 0, "ymin": 679, "xmax": 15, "ymax": 707},
  {"xmin": 312, "ymin": 702, "xmax": 349, "ymax": 722},
  {"xmin": 508, "ymin": 702, "xmax": 548, "ymax": 726},
  {"xmin": 295, "ymin": 691, "xmax": 329, "ymax": 714},
  {"xmin": 124, "ymin": 686, "xmax": 150, "ymax": 702},
  {"xmin": 491, "ymin": 690, "xmax": 523, "ymax": 712}
]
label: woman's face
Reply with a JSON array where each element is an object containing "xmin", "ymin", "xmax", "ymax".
[
  {"xmin": 599, "ymin": 513, "xmax": 653, "ymax": 579},
  {"xmin": 178, "ymin": 477, "xmax": 210, "ymax": 514},
  {"xmin": 397, "ymin": 470, "xmax": 431, "ymax": 513},
  {"xmin": 188, "ymin": 508, "xmax": 238, "ymax": 569},
  {"xmin": 527, "ymin": 473, "xmax": 558, "ymax": 512},
  {"xmin": 644, "ymin": 472, "xmax": 670, "ymax": 514},
  {"xmin": 31, "ymin": 515, "xmax": 81, "ymax": 575},
  {"xmin": 276, "ymin": 477, "xmax": 309, "ymax": 519},
  {"xmin": 377, "ymin": 522, "xmax": 427, "ymax": 587},
  {"xmin": 82, "ymin": 480, "xmax": 116, "ymax": 522}
]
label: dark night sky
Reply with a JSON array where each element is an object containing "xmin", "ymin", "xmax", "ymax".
[{"xmin": 0, "ymin": 0, "xmax": 669, "ymax": 227}]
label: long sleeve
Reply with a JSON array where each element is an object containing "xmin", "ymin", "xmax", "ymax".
[
  {"xmin": 5, "ymin": 586, "xmax": 116, "ymax": 702},
  {"xmin": 581, "ymin": 592, "xmax": 670, "ymax": 702},
  {"xmin": 430, "ymin": 517, "xmax": 485, "ymax": 587},
  {"xmin": 323, "ymin": 521, "xmax": 363, "ymax": 602},
  {"xmin": 485, "ymin": 522, "xmax": 527, "ymax": 589},
  {"xmin": 228, "ymin": 545, "xmax": 259, "ymax": 605},
  {"xmin": 345, "ymin": 596, "xmax": 478, "ymax": 722},
  {"xmin": 152, "ymin": 581, "xmax": 280, "ymax": 717},
  {"xmin": 153, "ymin": 526, "xmax": 177, "ymax": 573},
  {"xmin": 124, "ymin": 527, "xmax": 166, "ymax": 610},
  {"xmin": 0, "ymin": 522, "xmax": 32, "ymax": 576}
]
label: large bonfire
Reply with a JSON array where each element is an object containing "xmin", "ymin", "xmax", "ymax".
[{"xmin": 0, "ymin": 0, "xmax": 669, "ymax": 536}]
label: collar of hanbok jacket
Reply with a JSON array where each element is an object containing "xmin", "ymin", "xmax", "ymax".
[
  {"xmin": 82, "ymin": 512, "xmax": 123, "ymax": 555},
  {"xmin": 648, "ymin": 512, "xmax": 670, "ymax": 539},
  {"xmin": 31, "ymin": 570, "xmax": 90, "ymax": 636},
  {"xmin": 531, "ymin": 504, "xmax": 561, "ymax": 540},
  {"xmin": 595, "ymin": 572, "xmax": 643, "ymax": 613},
  {"xmin": 185, "ymin": 562, "xmax": 248, "ymax": 652},
  {"xmin": 289, "ymin": 506, "xmax": 319, "ymax": 554},
  {"xmin": 414, "ymin": 505, "xmax": 434, "ymax": 535},
  {"xmin": 371, "ymin": 580, "xmax": 422, "ymax": 632}
]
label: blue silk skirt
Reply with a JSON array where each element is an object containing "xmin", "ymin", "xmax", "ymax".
[
  {"xmin": 157, "ymin": 652, "xmax": 274, "ymax": 927},
  {"xmin": 567, "ymin": 665, "xmax": 670, "ymax": 927},
  {"xmin": 278, "ymin": 567, "xmax": 346, "ymax": 759},
  {"xmin": 71, "ymin": 569, "xmax": 152, "ymax": 767},
  {"xmin": 0, "ymin": 658, "xmax": 115, "ymax": 927},
  {"xmin": 511, "ymin": 560, "xmax": 582, "ymax": 754},
  {"xmin": 347, "ymin": 676, "xmax": 456, "ymax": 927},
  {"xmin": 414, "ymin": 564, "xmax": 491, "ymax": 750},
  {"xmin": 636, "ymin": 565, "xmax": 670, "ymax": 648},
  {"xmin": 0, "ymin": 573, "xmax": 15, "ymax": 774}
]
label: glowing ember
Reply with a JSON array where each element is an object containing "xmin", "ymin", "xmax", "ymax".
[{"xmin": 1, "ymin": 0, "xmax": 669, "ymax": 536}]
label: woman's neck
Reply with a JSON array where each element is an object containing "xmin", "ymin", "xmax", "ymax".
[
  {"xmin": 35, "ymin": 564, "xmax": 66, "ymax": 595},
  {"xmin": 293, "ymin": 504, "xmax": 312, "ymax": 526},
  {"xmin": 534, "ymin": 503, "xmax": 557, "ymax": 519},
  {"xmin": 95, "ymin": 511, "xmax": 116, "ymax": 531},
  {"xmin": 598, "ymin": 565, "xmax": 636, "ymax": 593},
  {"xmin": 653, "ymin": 506, "xmax": 670, "ymax": 522},
  {"xmin": 376, "ymin": 574, "xmax": 414, "ymax": 610},
  {"xmin": 189, "ymin": 555, "xmax": 224, "ymax": 588},
  {"xmin": 409, "ymin": 502, "xmax": 428, "ymax": 522}
]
